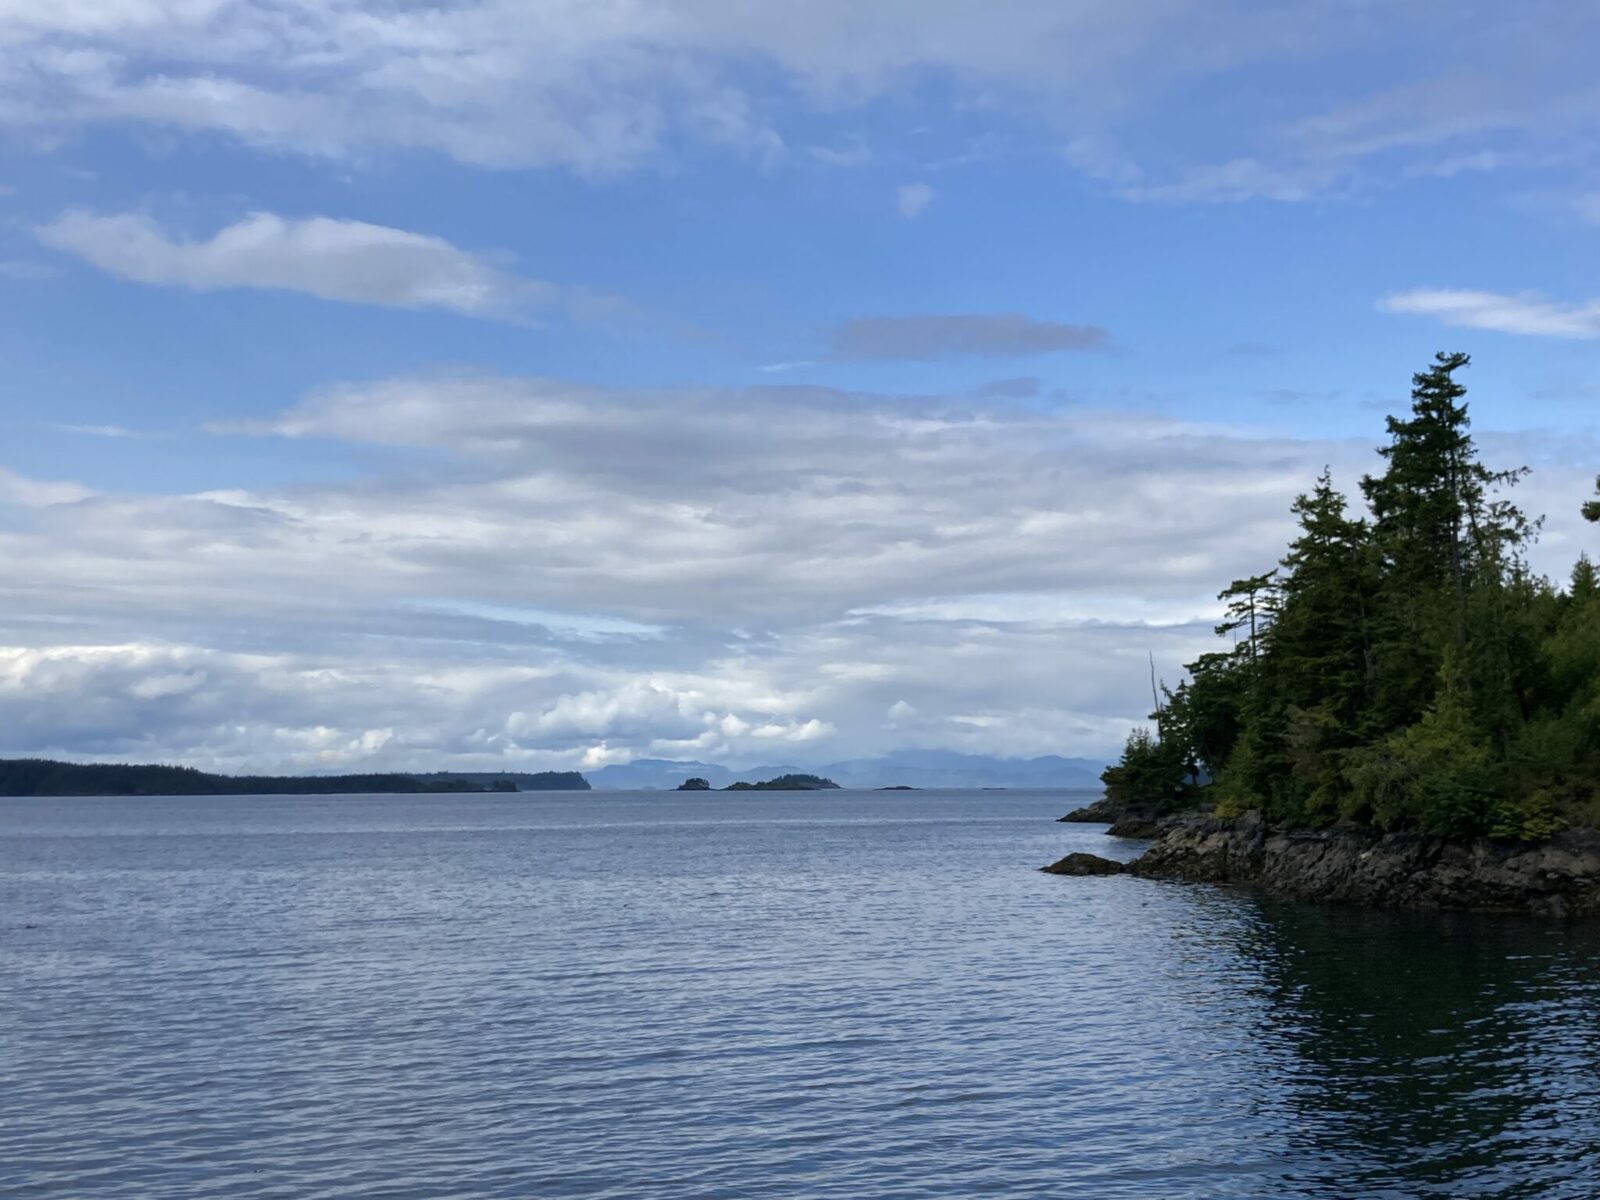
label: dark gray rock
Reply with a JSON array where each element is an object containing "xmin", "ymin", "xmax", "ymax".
[
  {"xmin": 1057, "ymin": 795, "xmax": 1169, "ymax": 827},
  {"xmin": 1126, "ymin": 813, "xmax": 1600, "ymax": 916},
  {"xmin": 1105, "ymin": 815, "xmax": 1165, "ymax": 839},
  {"xmin": 1040, "ymin": 852, "xmax": 1127, "ymax": 876},
  {"xmin": 1057, "ymin": 795, "xmax": 1120, "ymax": 823}
]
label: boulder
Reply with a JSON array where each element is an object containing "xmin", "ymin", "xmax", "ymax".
[{"xmin": 1040, "ymin": 852, "xmax": 1127, "ymax": 876}]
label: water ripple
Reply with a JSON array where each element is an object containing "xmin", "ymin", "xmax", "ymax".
[{"xmin": 4, "ymin": 790, "xmax": 1600, "ymax": 1198}]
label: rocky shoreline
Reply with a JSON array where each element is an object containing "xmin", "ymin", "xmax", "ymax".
[
  {"xmin": 1045, "ymin": 812, "xmax": 1600, "ymax": 917},
  {"xmin": 1057, "ymin": 796, "xmax": 1169, "ymax": 839}
]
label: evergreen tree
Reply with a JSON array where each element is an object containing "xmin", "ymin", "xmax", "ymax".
[
  {"xmin": 1099, "ymin": 352, "xmax": 1599, "ymax": 839},
  {"xmin": 1358, "ymin": 352, "xmax": 1529, "ymax": 734},
  {"xmin": 1215, "ymin": 571, "xmax": 1279, "ymax": 663},
  {"xmin": 1573, "ymin": 555, "xmax": 1598, "ymax": 603},
  {"xmin": 1262, "ymin": 470, "xmax": 1375, "ymax": 816}
]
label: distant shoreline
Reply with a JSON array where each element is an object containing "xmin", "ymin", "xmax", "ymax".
[{"xmin": 0, "ymin": 758, "xmax": 589, "ymax": 797}]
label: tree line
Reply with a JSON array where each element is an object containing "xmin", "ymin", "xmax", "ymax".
[
  {"xmin": 1103, "ymin": 352, "xmax": 1600, "ymax": 838},
  {"xmin": 0, "ymin": 759, "xmax": 589, "ymax": 796}
]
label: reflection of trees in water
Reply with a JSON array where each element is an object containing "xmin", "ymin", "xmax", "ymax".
[{"xmin": 1228, "ymin": 898, "xmax": 1600, "ymax": 1197}]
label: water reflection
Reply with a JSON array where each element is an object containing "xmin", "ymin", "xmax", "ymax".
[{"xmin": 1229, "ymin": 898, "xmax": 1600, "ymax": 1197}]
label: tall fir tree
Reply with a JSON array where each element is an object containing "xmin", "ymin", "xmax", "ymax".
[{"xmin": 1357, "ymin": 352, "xmax": 1528, "ymax": 734}]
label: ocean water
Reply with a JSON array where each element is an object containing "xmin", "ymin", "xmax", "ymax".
[{"xmin": 3, "ymin": 789, "xmax": 1599, "ymax": 1199}]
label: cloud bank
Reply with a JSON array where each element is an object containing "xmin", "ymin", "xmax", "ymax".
[
  {"xmin": 5, "ymin": 374, "xmax": 1594, "ymax": 774},
  {"xmin": 0, "ymin": 1, "xmax": 1591, "ymax": 197}
]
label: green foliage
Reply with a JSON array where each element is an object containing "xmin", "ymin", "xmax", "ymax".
[
  {"xmin": 1099, "ymin": 727, "xmax": 1193, "ymax": 812},
  {"xmin": 1573, "ymin": 555, "xmax": 1598, "ymax": 602},
  {"xmin": 1101, "ymin": 353, "xmax": 1600, "ymax": 839},
  {"xmin": 1341, "ymin": 655, "xmax": 1494, "ymax": 835},
  {"xmin": 1209, "ymin": 731, "xmax": 1267, "ymax": 819}
]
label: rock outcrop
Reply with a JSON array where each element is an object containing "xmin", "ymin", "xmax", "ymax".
[
  {"xmin": 1057, "ymin": 795, "xmax": 1170, "ymax": 838},
  {"xmin": 1056, "ymin": 794, "xmax": 1122, "ymax": 823},
  {"xmin": 1104, "ymin": 815, "xmax": 1166, "ymax": 839},
  {"xmin": 1057, "ymin": 793, "xmax": 1172, "ymax": 827},
  {"xmin": 1122, "ymin": 812, "xmax": 1600, "ymax": 917},
  {"xmin": 1040, "ymin": 852, "xmax": 1127, "ymax": 876}
]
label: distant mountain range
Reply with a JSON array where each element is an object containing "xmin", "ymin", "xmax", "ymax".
[{"xmin": 587, "ymin": 751, "xmax": 1107, "ymax": 791}]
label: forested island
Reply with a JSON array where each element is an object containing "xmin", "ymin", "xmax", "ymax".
[
  {"xmin": 1053, "ymin": 354, "xmax": 1600, "ymax": 914},
  {"xmin": 725, "ymin": 774, "xmax": 841, "ymax": 790},
  {"xmin": 0, "ymin": 759, "xmax": 588, "ymax": 797},
  {"xmin": 678, "ymin": 773, "xmax": 841, "ymax": 791}
]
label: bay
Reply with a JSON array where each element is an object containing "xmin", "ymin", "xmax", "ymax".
[{"xmin": 3, "ymin": 789, "xmax": 1598, "ymax": 1198}]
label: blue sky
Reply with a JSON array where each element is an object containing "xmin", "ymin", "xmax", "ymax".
[{"xmin": 2, "ymin": 0, "xmax": 1598, "ymax": 773}]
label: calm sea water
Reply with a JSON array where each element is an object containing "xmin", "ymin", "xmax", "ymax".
[{"xmin": 3, "ymin": 789, "xmax": 1599, "ymax": 1199}]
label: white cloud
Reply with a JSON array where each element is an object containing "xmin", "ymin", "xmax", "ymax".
[
  {"xmin": 1379, "ymin": 288, "xmax": 1600, "ymax": 339},
  {"xmin": 0, "ymin": 0, "xmax": 1588, "ymax": 199},
  {"xmin": 4, "ymin": 373, "xmax": 1595, "ymax": 771},
  {"xmin": 45, "ymin": 422, "xmax": 161, "ymax": 439},
  {"xmin": 1118, "ymin": 157, "xmax": 1343, "ymax": 204},
  {"xmin": 37, "ymin": 210, "xmax": 546, "ymax": 318},
  {"xmin": 0, "ymin": 466, "xmax": 93, "ymax": 507},
  {"xmin": 897, "ymin": 182, "xmax": 934, "ymax": 218}
]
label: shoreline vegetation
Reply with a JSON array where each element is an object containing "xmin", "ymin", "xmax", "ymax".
[
  {"xmin": 1049, "ymin": 353, "xmax": 1600, "ymax": 914},
  {"xmin": 0, "ymin": 759, "xmax": 589, "ymax": 797}
]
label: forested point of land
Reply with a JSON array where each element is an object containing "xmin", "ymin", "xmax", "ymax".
[
  {"xmin": 1105, "ymin": 352, "xmax": 1600, "ymax": 839},
  {"xmin": 0, "ymin": 759, "xmax": 589, "ymax": 796}
]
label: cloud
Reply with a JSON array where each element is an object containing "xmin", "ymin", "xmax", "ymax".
[
  {"xmin": 897, "ymin": 182, "xmax": 934, "ymax": 218},
  {"xmin": 829, "ymin": 314, "xmax": 1107, "ymax": 361},
  {"xmin": 976, "ymin": 376, "xmax": 1043, "ymax": 399},
  {"xmin": 1286, "ymin": 72, "xmax": 1537, "ymax": 164},
  {"xmin": 0, "ymin": 622, "xmax": 1154, "ymax": 773},
  {"xmin": 1379, "ymin": 288, "xmax": 1600, "ymax": 339},
  {"xmin": 1118, "ymin": 157, "xmax": 1344, "ymax": 204},
  {"xmin": 0, "ymin": 467, "xmax": 93, "ymax": 507},
  {"xmin": 37, "ymin": 210, "xmax": 546, "ymax": 318},
  {"xmin": 0, "ymin": 0, "xmax": 1590, "ymax": 201},
  {"xmin": 44, "ymin": 422, "xmax": 162, "ymax": 439},
  {"xmin": 6, "ymin": 371, "xmax": 1595, "ymax": 772}
]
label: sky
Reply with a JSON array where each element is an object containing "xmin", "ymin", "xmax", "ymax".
[{"xmin": 2, "ymin": 0, "xmax": 1599, "ymax": 774}]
